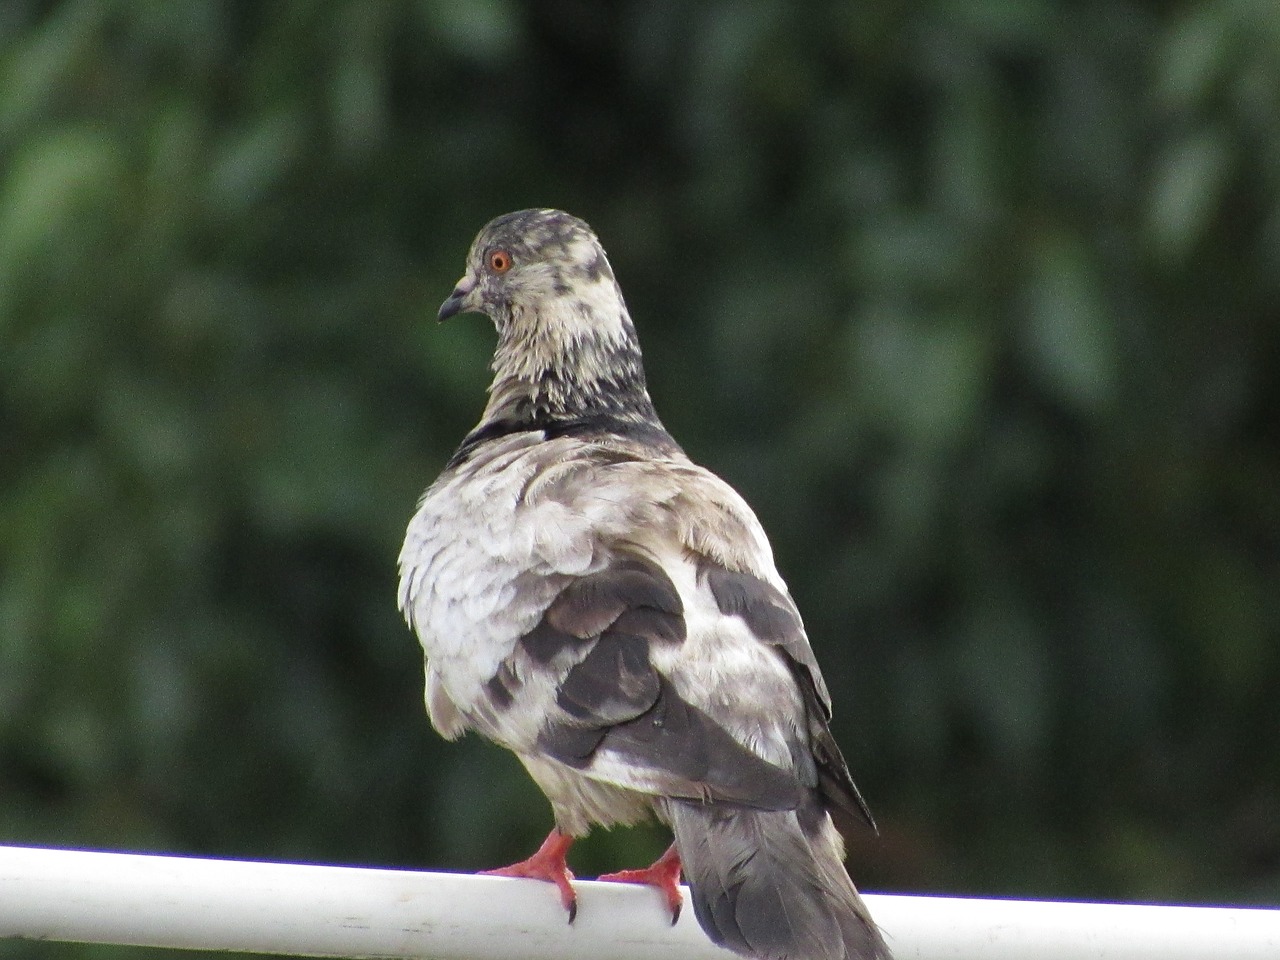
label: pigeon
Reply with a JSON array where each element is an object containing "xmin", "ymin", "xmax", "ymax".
[{"xmin": 398, "ymin": 209, "xmax": 893, "ymax": 960}]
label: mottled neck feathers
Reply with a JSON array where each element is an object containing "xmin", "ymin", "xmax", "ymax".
[{"xmin": 450, "ymin": 298, "xmax": 679, "ymax": 467}]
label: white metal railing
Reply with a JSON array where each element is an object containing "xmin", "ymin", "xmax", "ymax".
[{"xmin": 1, "ymin": 844, "xmax": 1277, "ymax": 959}]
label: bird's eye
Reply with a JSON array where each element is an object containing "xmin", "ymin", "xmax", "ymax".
[{"xmin": 488, "ymin": 250, "xmax": 513, "ymax": 273}]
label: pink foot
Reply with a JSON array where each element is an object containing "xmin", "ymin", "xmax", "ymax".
[
  {"xmin": 481, "ymin": 829, "xmax": 578, "ymax": 922},
  {"xmin": 598, "ymin": 844, "xmax": 684, "ymax": 924}
]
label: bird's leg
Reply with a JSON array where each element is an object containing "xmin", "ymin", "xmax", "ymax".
[
  {"xmin": 597, "ymin": 843, "xmax": 684, "ymax": 924},
  {"xmin": 480, "ymin": 829, "xmax": 579, "ymax": 923}
]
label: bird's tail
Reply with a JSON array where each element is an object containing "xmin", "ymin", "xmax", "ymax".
[{"xmin": 667, "ymin": 799, "xmax": 892, "ymax": 960}]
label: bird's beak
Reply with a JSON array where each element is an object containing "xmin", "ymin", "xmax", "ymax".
[{"xmin": 437, "ymin": 274, "xmax": 477, "ymax": 322}]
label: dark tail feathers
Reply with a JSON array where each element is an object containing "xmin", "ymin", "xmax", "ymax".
[{"xmin": 668, "ymin": 801, "xmax": 892, "ymax": 960}]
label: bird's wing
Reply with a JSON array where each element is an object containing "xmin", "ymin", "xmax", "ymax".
[
  {"xmin": 464, "ymin": 448, "xmax": 874, "ymax": 826},
  {"xmin": 685, "ymin": 552, "xmax": 877, "ymax": 834},
  {"xmin": 504, "ymin": 550, "xmax": 806, "ymax": 811}
]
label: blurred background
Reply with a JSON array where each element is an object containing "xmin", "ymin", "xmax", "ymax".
[{"xmin": 2, "ymin": 1, "xmax": 1279, "ymax": 956}]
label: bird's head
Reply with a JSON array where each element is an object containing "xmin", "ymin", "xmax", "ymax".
[
  {"xmin": 437, "ymin": 209, "xmax": 656, "ymax": 424},
  {"xmin": 438, "ymin": 208, "xmax": 620, "ymax": 327}
]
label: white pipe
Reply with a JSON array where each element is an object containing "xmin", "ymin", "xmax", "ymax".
[{"xmin": 0, "ymin": 845, "xmax": 1277, "ymax": 959}]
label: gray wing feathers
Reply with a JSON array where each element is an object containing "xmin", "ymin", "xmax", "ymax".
[
  {"xmin": 704, "ymin": 564, "xmax": 877, "ymax": 832},
  {"xmin": 519, "ymin": 556, "xmax": 807, "ymax": 810},
  {"xmin": 702, "ymin": 566, "xmax": 830, "ymax": 710}
]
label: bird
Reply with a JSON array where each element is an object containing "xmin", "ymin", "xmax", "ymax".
[{"xmin": 398, "ymin": 208, "xmax": 893, "ymax": 960}]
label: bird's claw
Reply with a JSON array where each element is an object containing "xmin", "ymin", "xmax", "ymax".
[
  {"xmin": 480, "ymin": 829, "xmax": 579, "ymax": 923},
  {"xmin": 598, "ymin": 844, "xmax": 684, "ymax": 925}
]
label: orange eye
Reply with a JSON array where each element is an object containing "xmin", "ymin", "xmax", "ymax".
[{"xmin": 488, "ymin": 249, "xmax": 512, "ymax": 273}]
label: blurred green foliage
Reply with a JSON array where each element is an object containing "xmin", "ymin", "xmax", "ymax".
[{"xmin": 2, "ymin": 0, "xmax": 1279, "ymax": 956}]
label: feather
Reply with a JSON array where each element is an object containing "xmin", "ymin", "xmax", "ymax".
[{"xmin": 668, "ymin": 799, "xmax": 893, "ymax": 960}]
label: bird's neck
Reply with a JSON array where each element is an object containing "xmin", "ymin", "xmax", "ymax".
[{"xmin": 481, "ymin": 301, "xmax": 664, "ymax": 431}]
